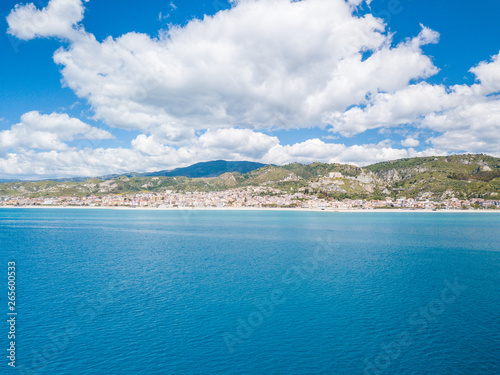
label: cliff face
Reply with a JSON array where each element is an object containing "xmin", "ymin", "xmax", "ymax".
[
  {"xmin": 366, "ymin": 155, "xmax": 500, "ymax": 199},
  {"xmin": 375, "ymin": 169, "xmax": 403, "ymax": 184}
]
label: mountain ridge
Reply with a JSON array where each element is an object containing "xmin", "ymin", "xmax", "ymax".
[
  {"xmin": 142, "ymin": 160, "xmax": 267, "ymax": 178},
  {"xmin": 1, "ymin": 154, "xmax": 499, "ymax": 200}
]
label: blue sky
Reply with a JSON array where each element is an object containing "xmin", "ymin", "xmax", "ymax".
[{"xmin": 1, "ymin": 0, "xmax": 500, "ymax": 179}]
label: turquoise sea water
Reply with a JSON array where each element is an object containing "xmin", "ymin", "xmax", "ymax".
[{"xmin": 1, "ymin": 208, "xmax": 500, "ymax": 374}]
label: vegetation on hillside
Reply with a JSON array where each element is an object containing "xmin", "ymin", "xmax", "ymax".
[{"xmin": 1, "ymin": 154, "xmax": 500, "ymax": 200}]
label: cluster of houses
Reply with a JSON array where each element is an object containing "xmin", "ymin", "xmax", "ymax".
[{"xmin": 1, "ymin": 187, "xmax": 499, "ymax": 210}]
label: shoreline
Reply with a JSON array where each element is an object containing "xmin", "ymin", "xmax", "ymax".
[{"xmin": 1, "ymin": 205, "xmax": 499, "ymax": 213}]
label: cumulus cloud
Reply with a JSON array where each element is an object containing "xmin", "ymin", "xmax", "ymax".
[
  {"xmin": 7, "ymin": 0, "xmax": 86, "ymax": 40},
  {"xmin": 424, "ymin": 100, "xmax": 500, "ymax": 154},
  {"xmin": 262, "ymin": 138, "xmax": 436, "ymax": 166},
  {"xmin": 470, "ymin": 52, "xmax": 500, "ymax": 95},
  {"xmin": 0, "ymin": 149, "xmax": 140, "ymax": 179},
  {"xmin": 4, "ymin": 0, "xmax": 500, "ymax": 179},
  {"xmin": 131, "ymin": 128, "xmax": 279, "ymax": 160},
  {"xmin": 7, "ymin": 0, "xmax": 441, "ymax": 141},
  {"xmin": 347, "ymin": 0, "xmax": 373, "ymax": 6},
  {"xmin": 198, "ymin": 129, "xmax": 279, "ymax": 159},
  {"xmin": 326, "ymin": 82, "xmax": 452, "ymax": 136},
  {"xmin": 0, "ymin": 126, "xmax": 442, "ymax": 179},
  {"xmin": 401, "ymin": 137, "xmax": 420, "ymax": 147},
  {"xmin": 324, "ymin": 48, "xmax": 500, "ymax": 154},
  {"xmin": 0, "ymin": 111, "xmax": 113, "ymax": 153}
]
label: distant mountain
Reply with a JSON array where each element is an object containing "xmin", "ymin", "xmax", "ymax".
[
  {"xmin": 5, "ymin": 161, "xmax": 267, "ymax": 182},
  {"xmin": 51, "ymin": 176, "xmax": 101, "ymax": 183},
  {"xmin": 143, "ymin": 160, "xmax": 267, "ymax": 178}
]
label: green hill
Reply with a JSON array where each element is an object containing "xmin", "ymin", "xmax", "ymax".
[
  {"xmin": 366, "ymin": 154, "xmax": 500, "ymax": 200},
  {"xmin": 1, "ymin": 154, "xmax": 499, "ymax": 200}
]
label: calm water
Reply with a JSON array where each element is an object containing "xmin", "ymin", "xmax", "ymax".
[{"xmin": 1, "ymin": 208, "xmax": 500, "ymax": 374}]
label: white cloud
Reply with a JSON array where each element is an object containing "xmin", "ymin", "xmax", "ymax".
[
  {"xmin": 131, "ymin": 134, "xmax": 172, "ymax": 156},
  {"xmin": 7, "ymin": 0, "xmax": 86, "ymax": 40},
  {"xmin": 325, "ymin": 49, "xmax": 500, "ymax": 154},
  {"xmin": 198, "ymin": 128, "xmax": 279, "ymax": 158},
  {"xmin": 401, "ymin": 137, "xmax": 420, "ymax": 147},
  {"xmin": 470, "ymin": 51, "xmax": 500, "ymax": 95},
  {"xmin": 5, "ymin": 0, "xmax": 500, "ymax": 179},
  {"xmin": 262, "ymin": 138, "xmax": 436, "ymax": 166},
  {"xmin": 347, "ymin": 0, "xmax": 373, "ymax": 6},
  {"xmin": 424, "ymin": 100, "xmax": 500, "ymax": 154},
  {"xmin": 7, "ymin": 0, "xmax": 440, "ymax": 141},
  {"xmin": 326, "ymin": 82, "xmax": 450, "ymax": 136},
  {"xmin": 326, "ymin": 81, "xmax": 489, "ymax": 137},
  {"xmin": 0, "ymin": 149, "xmax": 140, "ymax": 179},
  {"xmin": 0, "ymin": 111, "xmax": 113, "ymax": 153},
  {"xmin": 131, "ymin": 128, "xmax": 279, "ymax": 160},
  {"xmin": 424, "ymin": 53, "xmax": 500, "ymax": 153},
  {"xmin": 0, "ymin": 126, "xmax": 442, "ymax": 179}
]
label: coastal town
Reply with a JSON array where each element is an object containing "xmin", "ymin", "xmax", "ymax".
[{"xmin": 1, "ymin": 186, "xmax": 499, "ymax": 210}]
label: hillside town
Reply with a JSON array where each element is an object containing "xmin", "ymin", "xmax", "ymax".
[{"xmin": 1, "ymin": 186, "xmax": 499, "ymax": 210}]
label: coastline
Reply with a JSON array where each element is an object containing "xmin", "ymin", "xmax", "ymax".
[{"xmin": 1, "ymin": 205, "xmax": 499, "ymax": 213}]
